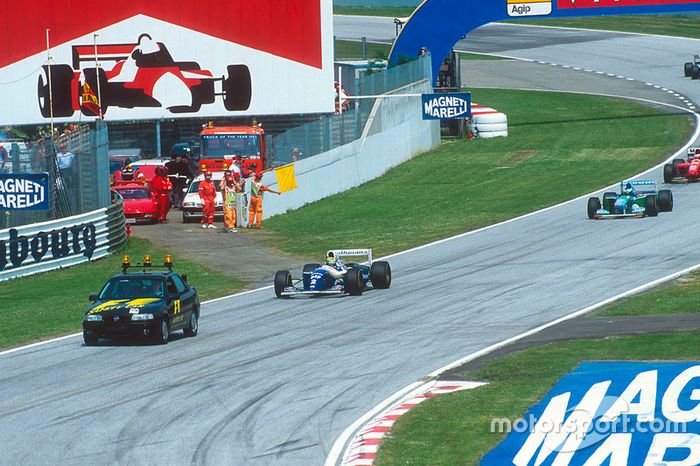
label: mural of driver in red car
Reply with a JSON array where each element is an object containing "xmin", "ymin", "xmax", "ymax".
[{"xmin": 38, "ymin": 33, "xmax": 251, "ymax": 118}]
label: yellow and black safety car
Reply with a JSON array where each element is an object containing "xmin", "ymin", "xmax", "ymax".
[{"xmin": 82, "ymin": 255, "xmax": 199, "ymax": 345}]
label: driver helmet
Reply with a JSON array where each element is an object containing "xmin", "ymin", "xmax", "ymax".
[
  {"xmin": 204, "ymin": 170, "xmax": 213, "ymax": 180},
  {"xmin": 624, "ymin": 183, "xmax": 635, "ymax": 195},
  {"xmin": 326, "ymin": 255, "xmax": 336, "ymax": 267}
]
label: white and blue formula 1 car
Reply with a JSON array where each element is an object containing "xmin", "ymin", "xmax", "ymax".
[{"xmin": 274, "ymin": 249, "xmax": 391, "ymax": 298}]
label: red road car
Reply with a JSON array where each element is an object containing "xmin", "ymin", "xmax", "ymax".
[
  {"xmin": 664, "ymin": 147, "xmax": 700, "ymax": 183},
  {"xmin": 38, "ymin": 34, "xmax": 251, "ymax": 118},
  {"xmin": 113, "ymin": 183, "xmax": 158, "ymax": 224}
]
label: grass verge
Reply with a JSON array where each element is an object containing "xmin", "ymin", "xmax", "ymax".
[
  {"xmin": 374, "ymin": 331, "xmax": 700, "ymax": 465},
  {"xmin": 0, "ymin": 237, "xmax": 244, "ymax": 350},
  {"xmin": 264, "ymin": 88, "xmax": 693, "ymax": 258},
  {"xmin": 599, "ymin": 270, "xmax": 700, "ymax": 317},
  {"xmin": 335, "ymin": 39, "xmax": 504, "ymax": 61}
]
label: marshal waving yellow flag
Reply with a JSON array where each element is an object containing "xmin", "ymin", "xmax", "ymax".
[{"xmin": 274, "ymin": 163, "xmax": 298, "ymax": 193}]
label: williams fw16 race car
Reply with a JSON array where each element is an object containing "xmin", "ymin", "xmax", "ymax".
[
  {"xmin": 274, "ymin": 249, "xmax": 391, "ymax": 298},
  {"xmin": 587, "ymin": 180, "xmax": 673, "ymax": 220},
  {"xmin": 82, "ymin": 255, "xmax": 199, "ymax": 345},
  {"xmin": 664, "ymin": 148, "xmax": 700, "ymax": 183},
  {"xmin": 38, "ymin": 33, "xmax": 251, "ymax": 118}
]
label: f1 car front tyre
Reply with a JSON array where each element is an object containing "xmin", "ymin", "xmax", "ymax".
[
  {"xmin": 223, "ymin": 65, "xmax": 252, "ymax": 111},
  {"xmin": 183, "ymin": 310, "xmax": 199, "ymax": 337},
  {"xmin": 587, "ymin": 197, "xmax": 601, "ymax": 220},
  {"xmin": 645, "ymin": 195, "xmax": 659, "ymax": 217},
  {"xmin": 658, "ymin": 189, "xmax": 673, "ymax": 212},
  {"xmin": 345, "ymin": 269, "xmax": 363, "ymax": 296},
  {"xmin": 370, "ymin": 261, "xmax": 392, "ymax": 289},
  {"xmin": 38, "ymin": 65, "xmax": 75, "ymax": 117},
  {"xmin": 274, "ymin": 270, "xmax": 292, "ymax": 298},
  {"xmin": 663, "ymin": 164, "xmax": 675, "ymax": 184},
  {"xmin": 83, "ymin": 331, "xmax": 99, "ymax": 346},
  {"xmin": 685, "ymin": 62, "xmax": 694, "ymax": 77}
]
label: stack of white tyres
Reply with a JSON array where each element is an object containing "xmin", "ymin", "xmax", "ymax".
[{"xmin": 472, "ymin": 105, "xmax": 508, "ymax": 138}]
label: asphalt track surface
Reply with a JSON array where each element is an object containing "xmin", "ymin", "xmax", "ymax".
[{"xmin": 4, "ymin": 19, "xmax": 700, "ymax": 466}]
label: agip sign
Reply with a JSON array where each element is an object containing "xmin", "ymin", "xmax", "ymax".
[{"xmin": 482, "ymin": 362, "xmax": 700, "ymax": 465}]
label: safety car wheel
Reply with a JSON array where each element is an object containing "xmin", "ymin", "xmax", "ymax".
[
  {"xmin": 83, "ymin": 331, "xmax": 99, "ymax": 346},
  {"xmin": 183, "ymin": 310, "xmax": 199, "ymax": 337},
  {"xmin": 38, "ymin": 65, "xmax": 75, "ymax": 117},
  {"xmin": 223, "ymin": 65, "xmax": 252, "ymax": 111},
  {"xmin": 155, "ymin": 319, "xmax": 169, "ymax": 345},
  {"xmin": 658, "ymin": 189, "xmax": 673, "ymax": 212},
  {"xmin": 345, "ymin": 268, "xmax": 363, "ymax": 296},
  {"xmin": 645, "ymin": 195, "xmax": 659, "ymax": 217},
  {"xmin": 302, "ymin": 263, "xmax": 320, "ymax": 290},
  {"xmin": 685, "ymin": 63, "xmax": 694, "ymax": 77},
  {"xmin": 370, "ymin": 261, "xmax": 392, "ymax": 289},
  {"xmin": 587, "ymin": 197, "xmax": 601, "ymax": 220},
  {"xmin": 663, "ymin": 164, "xmax": 674, "ymax": 184},
  {"xmin": 274, "ymin": 270, "xmax": 292, "ymax": 298}
]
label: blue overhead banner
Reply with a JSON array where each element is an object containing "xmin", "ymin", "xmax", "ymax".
[
  {"xmin": 422, "ymin": 92, "xmax": 471, "ymax": 120},
  {"xmin": 482, "ymin": 362, "xmax": 700, "ymax": 465},
  {"xmin": 389, "ymin": 0, "xmax": 700, "ymax": 78},
  {"xmin": 0, "ymin": 173, "xmax": 50, "ymax": 211}
]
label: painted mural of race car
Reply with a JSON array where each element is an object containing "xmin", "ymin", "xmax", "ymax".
[
  {"xmin": 37, "ymin": 33, "xmax": 251, "ymax": 118},
  {"xmin": 587, "ymin": 180, "xmax": 673, "ymax": 220},
  {"xmin": 663, "ymin": 147, "xmax": 700, "ymax": 183},
  {"xmin": 274, "ymin": 249, "xmax": 391, "ymax": 298}
]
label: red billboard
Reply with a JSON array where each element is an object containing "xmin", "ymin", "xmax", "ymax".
[
  {"xmin": 558, "ymin": 0, "xmax": 700, "ymax": 8},
  {"xmin": 0, "ymin": 0, "xmax": 334, "ymax": 125}
]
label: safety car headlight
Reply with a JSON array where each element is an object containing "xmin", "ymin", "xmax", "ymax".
[
  {"xmin": 131, "ymin": 313, "xmax": 154, "ymax": 321},
  {"xmin": 84, "ymin": 314, "xmax": 103, "ymax": 321},
  {"xmin": 183, "ymin": 201, "xmax": 196, "ymax": 207}
]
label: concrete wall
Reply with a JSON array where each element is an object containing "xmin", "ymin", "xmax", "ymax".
[{"xmin": 262, "ymin": 78, "xmax": 440, "ymax": 218}]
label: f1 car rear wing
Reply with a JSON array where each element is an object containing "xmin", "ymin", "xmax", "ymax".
[
  {"xmin": 327, "ymin": 249, "xmax": 373, "ymax": 265},
  {"xmin": 621, "ymin": 179, "xmax": 657, "ymax": 194}
]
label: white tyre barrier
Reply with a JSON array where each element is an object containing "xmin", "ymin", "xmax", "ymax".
[
  {"xmin": 473, "ymin": 112, "xmax": 508, "ymax": 125},
  {"xmin": 475, "ymin": 122, "xmax": 509, "ymax": 133},
  {"xmin": 478, "ymin": 130, "xmax": 509, "ymax": 139}
]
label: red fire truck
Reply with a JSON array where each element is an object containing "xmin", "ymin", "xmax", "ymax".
[{"xmin": 197, "ymin": 122, "xmax": 266, "ymax": 174}]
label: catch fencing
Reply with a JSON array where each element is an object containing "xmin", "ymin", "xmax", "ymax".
[
  {"xmin": 0, "ymin": 199, "xmax": 127, "ymax": 282},
  {"xmin": 0, "ymin": 120, "xmax": 110, "ymax": 229},
  {"xmin": 269, "ymin": 56, "xmax": 431, "ymax": 165}
]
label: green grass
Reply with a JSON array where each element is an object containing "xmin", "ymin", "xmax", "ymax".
[
  {"xmin": 264, "ymin": 88, "xmax": 693, "ymax": 258},
  {"xmin": 512, "ymin": 14, "xmax": 700, "ymax": 39},
  {"xmin": 334, "ymin": 6, "xmax": 416, "ymax": 17},
  {"xmin": 375, "ymin": 331, "xmax": 700, "ymax": 466},
  {"xmin": 0, "ymin": 237, "xmax": 244, "ymax": 349},
  {"xmin": 600, "ymin": 270, "xmax": 700, "ymax": 316}
]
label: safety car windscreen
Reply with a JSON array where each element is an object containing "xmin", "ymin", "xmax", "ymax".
[{"xmin": 99, "ymin": 278, "xmax": 165, "ymax": 299}]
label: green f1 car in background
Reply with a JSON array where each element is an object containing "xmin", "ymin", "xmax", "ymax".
[{"xmin": 587, "ymin": 180, "xmax": 673, "ymax": 220}]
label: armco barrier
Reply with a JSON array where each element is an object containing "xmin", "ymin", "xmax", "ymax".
[{"xmin": 0, "ymin": 201, "xmax": 127, "ymax": 282}]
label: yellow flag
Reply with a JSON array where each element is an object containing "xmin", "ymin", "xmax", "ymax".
[{"xmin": 275, "ymin": 163, "xmax": 298, "ymax": 193}]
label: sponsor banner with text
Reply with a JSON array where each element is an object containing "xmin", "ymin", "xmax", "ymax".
[{"xmin": 0, "ymin": 173, "xmax": 49, "ymax": 211}]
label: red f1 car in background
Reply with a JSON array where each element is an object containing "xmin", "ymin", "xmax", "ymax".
[
  {"xmin": 38, "ymin": 34, "xmax": 251, "ymax": 118},
  {"xmin": 663, "ymin": 147, "xmax": 700, "ymax": 183}
]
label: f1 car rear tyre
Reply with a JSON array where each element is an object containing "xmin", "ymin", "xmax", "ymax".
[
  {"xmin": 83, "ymin": 331, "xmax": 99, "ymax": 346},
  {"xmin": 223, "ymin": 65, "xmax": 252, "ymax": 111},
  {"xmin": 686, "ymin": 63, "xmax": 694, "ymax": 77},
  {"xmin": 274, "ymin": 270, "xmax": 292, "ymax": 298},
  {"xmin": 302, "ymin": 263, "xmax": 320, "ymax": 290},
  {"xmin": 645, "ymin": 195, "xmax": 659, "ymax": 217},
  {"xmin": 345, "ymin": 268, "xmax": 363, "ymax": 296},
  {"xmin": 38, "ymin": 65, "xmax": 75, "ymax": 117},
  {"xmin": 658, "ymin": 189, "xmax": 673, "ymax": 212},
  {"xmin": 183, "ymin": 310, "xmax": 199, "ymax": 337},
  {"xmin": 155, "ymin": 319, "xmax": 169, "ymax": 345},
  {"xmin": 587, "ymin": 197, "xmax": 601, "ymax": 220},
  {"xmin": 663, "ymin": 164, "xmax": 675, "ymax": 184},
  {"xmin": 370, "ymin": 261, "xmax": 392, "ymax": 289},
  {"xmin": 693, "ymin": 65, "xmax": 700, "ymax": 79}
]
